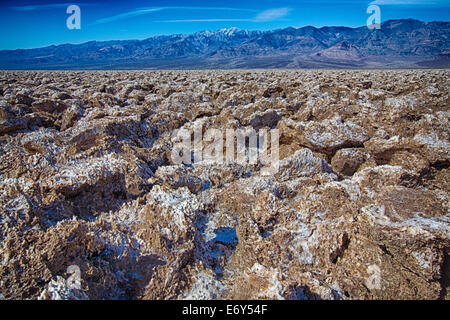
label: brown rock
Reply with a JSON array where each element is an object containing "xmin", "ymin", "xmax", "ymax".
[{"xmin": 331, "ymin": 148, "xmax": 368, "ymax": 176}]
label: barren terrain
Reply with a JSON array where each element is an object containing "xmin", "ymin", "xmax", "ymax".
[{"xmin": 0, "ymin": 70, "xmax": 449, "ymax": 300}]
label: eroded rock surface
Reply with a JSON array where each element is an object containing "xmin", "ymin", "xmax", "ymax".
[{"xmin": 0, "ymin": 70, "xmax": 448, "ymax": 300}]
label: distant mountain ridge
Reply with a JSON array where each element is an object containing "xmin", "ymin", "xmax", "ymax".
[{"xmin": 1, "ymin": 19, "xmax": 449, "ymax": 69}]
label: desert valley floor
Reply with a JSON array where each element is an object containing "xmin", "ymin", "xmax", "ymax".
[{"xmin": 0, "ymin": 70, "xmax": 449, "ymax": 300}]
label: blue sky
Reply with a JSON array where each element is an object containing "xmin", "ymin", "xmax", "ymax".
[{"xmin": 1, "ymin": 0, "xmax": 449, "ymax": 50}]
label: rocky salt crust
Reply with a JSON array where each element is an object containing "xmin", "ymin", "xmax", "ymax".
[{"xmin": 0, "ymin": 70, "xmax": 448, "ymax": 300}]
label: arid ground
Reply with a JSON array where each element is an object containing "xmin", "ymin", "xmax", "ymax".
[{"xmin": 0, "ymin": 70, "xmax": 448, "ymax": 300}]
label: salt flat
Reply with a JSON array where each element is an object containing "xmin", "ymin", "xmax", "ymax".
[{"xmin": 0, "ymin": 70, "xmax": 448, "ymax": 299}]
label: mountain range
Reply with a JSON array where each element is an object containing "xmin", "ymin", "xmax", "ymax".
[{"xmin": 1, "ymin": 19, "xmax": 449, "ymax": 69}]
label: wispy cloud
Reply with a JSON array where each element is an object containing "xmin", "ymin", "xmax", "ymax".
[
  {"xmin": 11, "ymin": 3, "xmax": 95, "ymax": 11},
  {"xmin": 158, "ymin": 19, "xmax": 252, "ymax": 23},
  {"xmin": 370, "ymin": 0, "xmax": 449, "ymax": 5},
  {"xmin": 156, "ymin": 7, "xmax": 291, "ymax": 24},
  {"xmin": 252, "ymin": 8, "xmax": 291, "ymax": 22},
  {"xmin": 93, "ymin": 8, "xmax": 164, "ymax": 25},
  {"xmin": 91, "ymin": 6, "xmax": 259, "ymax": 25}
]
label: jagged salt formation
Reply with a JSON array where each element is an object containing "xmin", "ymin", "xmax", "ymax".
[{"xmin": 0, "ymin": 70, "xmax": 448, "ymax": 300}]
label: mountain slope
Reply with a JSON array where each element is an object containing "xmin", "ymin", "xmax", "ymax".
[{"xmin": 0, "ymin": 19, "xmax": 448, "ymax": 69}]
